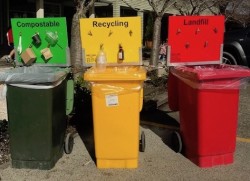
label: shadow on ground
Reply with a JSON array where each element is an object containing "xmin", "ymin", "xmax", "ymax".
[
  {"xmin": 140, "ymin": 105, "xmax": 181, "ymax": 152},
  {"xmin": 69, "ymin": 112, "xmax": 96, "ymax": 164},
  {"xmin": 68, "ymin": 87, "xmax": 96, "ymax": 165}
]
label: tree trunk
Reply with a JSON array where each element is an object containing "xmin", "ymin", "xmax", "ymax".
[
  {"xmin": 70, "ymin": 12, "xmax": 86, "ymax": 78},
  {"xmin": 150, "ymin": 16, "xmax": 163, "ymax": 68}
]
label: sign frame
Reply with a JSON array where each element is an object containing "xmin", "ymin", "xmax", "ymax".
[
  {"xmin": 80, "ymin": 17, "xmax": 142, "ymax": 67},
  {"xmin": 11, "ymin": 17, "xmax": 70, "ymax": 67},
  {"xmin": 167, "ymin": 15, "xmax": 225, "ymax": 66}
]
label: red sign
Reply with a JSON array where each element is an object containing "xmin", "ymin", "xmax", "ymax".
[{"xmin": 167, "ymin": 16, "xmax": 225, "ymax": 66}]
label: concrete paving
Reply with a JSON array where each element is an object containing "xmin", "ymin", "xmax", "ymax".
[{"xmin": 0, "ymin": 65, "xmax": 250, "ymax": 180}]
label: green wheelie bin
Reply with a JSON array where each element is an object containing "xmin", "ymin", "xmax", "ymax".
[{"xmin": 2, "ymin": 67, "xmax": 74, "ymax": 170}]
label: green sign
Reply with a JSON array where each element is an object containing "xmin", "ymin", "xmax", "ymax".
[{"xmin": 11, "ymin": 17, "xmax": 69, "ymax": 66}]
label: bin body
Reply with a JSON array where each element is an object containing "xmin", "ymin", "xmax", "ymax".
[
  {"xmin": 84, "ymin": 66, "xmax": 146, "ymax": 168},
  {"xmin": 167, "ymin": 69, "xmax": 179, "ymax": 111},
  {"xmin": 170, "ymin": 65, "xmax": 250, "ymax": 168},
  {"xmin": 7, "ymin": 80, "xmax": 67, "ymax": 170},
  {"xmin": 178, "ymin": 80, "xmax": 239, "ymax": 167}
]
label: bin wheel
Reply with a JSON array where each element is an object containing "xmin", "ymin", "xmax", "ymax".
[
  {"xmin": 171, "ymin": 131, "xmax": 182, "ymax": 153},
  {"xmin": 139, "ymin": 131, "xmax": 146, "ymax": 152},
  {"xmin": 64, "ymin": 133, "xmax": 74, "ymax": 154}
]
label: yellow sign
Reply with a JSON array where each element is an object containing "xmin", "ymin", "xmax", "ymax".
[{"xmin": 80, "ymin": 17, "xmax": 142, "ymax": 66}]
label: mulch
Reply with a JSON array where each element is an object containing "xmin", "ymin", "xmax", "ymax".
[{"xmin": 0, "ymin": 119, "xmax": 9, "ymax": 165}]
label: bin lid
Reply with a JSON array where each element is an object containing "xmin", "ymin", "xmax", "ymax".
[
  {"xmin": 0, "ymin": 66, "xmax": 69, "ymax": 84},
  {"xmin": 84, "ymin": 66, "xmax": 146, "ymax": 81},
  {"xmin": 171, "ymin": 64, "xmax": 250, "ymax": 81}
]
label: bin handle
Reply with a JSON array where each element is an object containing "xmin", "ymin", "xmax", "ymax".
[
  {"xmin": 139, "ymin": 88, "xmax": 143, "ymax": 111},
  {"xmin": 66, "ymin": 78, "xmax": 74, "ymax": 115}
]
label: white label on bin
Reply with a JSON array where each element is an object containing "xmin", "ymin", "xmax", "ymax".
[{"xmin": 105, "ymin": 94, "xmax": 119, "ymax": 107}]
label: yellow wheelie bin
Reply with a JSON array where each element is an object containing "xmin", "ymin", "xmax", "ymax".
[{"xmin": 84, "ymin": 66, "xmax": 146, "ymax": 168}]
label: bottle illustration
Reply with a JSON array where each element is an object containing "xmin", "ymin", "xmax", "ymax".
[
  {"xmin": 117, "ymin": 44, "xmax": 124, "ymax": 63},
  {"xmin": 96, "ymin": 43, "xmax": 107, "ymax": 70}
]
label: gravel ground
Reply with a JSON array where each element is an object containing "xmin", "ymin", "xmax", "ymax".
[
  {"xmin": 0, "ymin": 119, "xmax": 9, "ymax": 165},
  {"xmin": 0, "ymin": 85, "xmax": 8, "ymax": 120},
  {"xmin": 0, "ymin": 66, "xmax": 14, "ymax": 165},
  {"xmin": 0, "ymin": 76, "xmax": 10, "ymax": 165}
]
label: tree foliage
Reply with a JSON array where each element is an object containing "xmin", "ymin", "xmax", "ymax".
[
  {"xmin": 223, "ymin": 0, "xmax": 250, "ymax": 26},
  {"xmin": 173, "ymin": 0, "xmax": 220, "ymax": 15}
]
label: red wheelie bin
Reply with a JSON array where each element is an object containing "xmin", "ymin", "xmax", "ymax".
[{"xmin": 169, "ymin": 64, "xmax": 250, "ymax": 168}]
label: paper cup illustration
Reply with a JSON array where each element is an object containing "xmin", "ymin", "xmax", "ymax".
[{"xmin": 32, "ymin": 33, "xmax": 41, "ymax": 45}]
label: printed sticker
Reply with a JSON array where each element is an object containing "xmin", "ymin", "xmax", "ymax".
[{"xmin": 105, "ymin": 94, "xmax": 119, "ymax": 107}]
